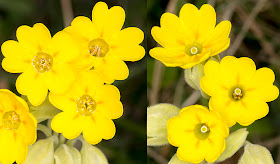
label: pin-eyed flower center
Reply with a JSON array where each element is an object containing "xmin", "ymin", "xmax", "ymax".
[
  {"xmin": 76, "ymin": 94, "xmax": 97, "ymax": 116},
  {"xmin": 2, "ymin": 111, "xmax": 21, "ymax": 130},
  {"xmin": 200, "ymin": 125, "xmax": 208, "ymax": 133},
  {"xmin": 233, "ymin": 88, "xmax": 243, "ymax": 100},
  {"xmin": 88, "ymin": 39, "xmax": 109, "ymax": 58},
  {"xmin": 194, "ymin": 123, "xmax": 210, "ymax": 140},
  {"xmin": 185, "ymin": 41, "xmax": 203, "ymax": 56},
  {"xmin": 32, "ymin": 52, "xmax": 53, "ymax": 73}
]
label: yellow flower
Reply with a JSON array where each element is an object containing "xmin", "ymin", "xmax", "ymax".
[
  {"xmin": 64, "ymin": 1, "xmax": 145, "ymax": 84},
  {"xmin": 167, "ymin": 105, "xmax": 229, "ymax": 163},
  {"xmin": 150, "ymin": 3, "xmax": 231, "ymax": 69},
  {"xmin": 0, "ymin": 89, "xmax": 37, "ymax": 164},
  {"xmin": 201, "ymin": 56, "xmax": 279, "ymax": 127},
  {"xmin": 50, "ymin": 70, "xmax": 123, "ymax": 145},
  {"xmin": 1, "ymin": 23, "xmax": 79, "ymax": 106}
]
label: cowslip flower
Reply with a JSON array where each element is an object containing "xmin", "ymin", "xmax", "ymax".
[
  {"xmin": 150, "ymin": 3, "xmax": 231, "ymax": 69},
  {"xmin": 64, "ymin": 1, "xmax": 145, "ymax": 84},
  {"xmin": 1, "ymin": 23, "xmax": 79, "ymax": 106},
  {"xmin": 167, "ymin": 105, "xmax": 229, "ymax": 163},
  {"xmin": 0, "ymin": 89, "xmax": 37, "ymax": 164},
  {"xmin": 201, "ymin": 56, "xmax": 279, "ymax": 127},
  {"xmin": 50, "ymin": 70, "xmax": 123, "ymax": 144}
]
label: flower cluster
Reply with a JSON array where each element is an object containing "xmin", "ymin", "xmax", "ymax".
[
  {"xmin": 148, "ymin": 3, "xmax": 279, "ymax": 164},
  {"xmin": 1, "ymin": 1, "xmax": 144, "ymax": 163}
]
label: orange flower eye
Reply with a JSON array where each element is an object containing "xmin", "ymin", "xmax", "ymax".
[{"xmin": 233, "ymin": 88, "xmax": 243, "ymax": 100}]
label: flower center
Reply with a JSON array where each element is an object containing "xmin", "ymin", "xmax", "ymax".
[
  {"xmin": 2, "ymin": 111, "xmax": 21, "ymax": 130},
  {"xmin": 200, "ymin": 125, "xmax": 208, "ymax": 133},
  {"xmin": 194, "ymin": 123, "xmax": 210, "ymax": 140},
  {"xmin": 76, "ymin": 94, "xmax": 97, "ymax": 116},
  {"xmin": 88, "ymin": 39, "xmax": 109, "ymax": 58},
  {"xmin": 185, "ymin": 41, "xmax": 203, "ymax": 56},
  {"xmin": 233, "ymin": 88, "xmax": 243, "ymax": 100},
  {"xmin": 32, "ymin": 52, "xmax": 53, "ymax": 73}
]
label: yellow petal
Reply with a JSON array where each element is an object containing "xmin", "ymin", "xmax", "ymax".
[
  {"xmin": 151, "ymin": 26, "xmax": 184, "ymax": 48},
  {"xmin": 1, "ymin": 40, "xmax": 33, "ymax": 60},
  {"xmin": 180, "ymin": 49, "xmax": 211, "ymax": 69},
  {"xmin": 179, "ymin": 3, "xmax": 199, "ymax": 38},
  {"xmin": 176, "ymin": 141, "xmax": 206, "ymax": 163},
  {"xmin": 96, "ymin": 101, "xmax": 123, "ymax": 120},
  {"xmin": 27, "ymin": 82, "xmax": 48, "ymax": 106},
  {"xmin": 2, "ymin": 57, "xmax": 31, "ymax": 73},
  {"xmin": 110, "ymin": 27, "xmax": 144, "ymax": 46},
  {"xmin": 248, "ymin": 67, "xmax": 275, "ymax": 87},
  {"xmin": 110, "ymin": 45, "xmax": 145, "ymax": 62},
  {"xmin": 16, "ymin": 23, "xmax": 51, "ymax": 51},
  {"xmin": 94, "ymin": 55, "xmax": 129, "ymax": 83},
  {"xmin": 203, "ymin": 21, "xmax": 231, "ymax": 51},
  {"xmin": 75, "ymin": 70, "xmax": 104, "ymax": 96},
  {"xmin": 48, "ymin": 31, "xmax": 80, "ymax": 62},
  {"xmin": 65, "ymin": 16, "xmax": 98, "ymax": 41},
  {"xmin": 102, "ymin": 6, "xmax": 125, "ymax": 41},
  {"xmin": 93, "ymin": 111, "xmax": 116, "ymax": 139},
  {"xmin": 205, "ymin": 134, "xmax": 226, "ymax": 162},
  {"xmin": 16, "ymin": 68, "xmax": 37, "ymax": 95},
  {"xmin": 18, "ymin": 112, "xmax": 37, "ymax": 145},
  {"xmin": 237, "ymin": 57, "xmax": 256, "ymax": 85},
  {"xmin": 200, "ymin": 60, "xmax": 220, "ymax": 96},
  {"xmin": 236, "ymin": 98, "xmax": 269, "ymax": 126},
  {"xmin": 44, "ymin": 64, "xmax": 76, "ymax": 94},
  {"xmin": 49, "ymin": 92, "xmax": 77, "ymax": 112},
  {"xmin": 198, "ymin": 4, "xmax": 216, "ymax": 42},
  {"xmin": 149, "ymin": 47, "xmax": 187, "ymax": 67},
  {"xmin": 83, "ymin": 122, "xmax": 102, "ymax": 145},
  {"xmin": 51, "ymin": 111, "xmax": 85, "ymax": 139},
  {"xmin": 91, "ymin": 2, "xmax": 108, "ymax": 37},
  {"xmin": 95, "ymin": 85, "xmax": 120, "ymax": 101}
]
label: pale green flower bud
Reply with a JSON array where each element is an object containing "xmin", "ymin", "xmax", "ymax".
[
  {"xmin": 169, "ymin": 153, "xmax": 207, "ymax": 164},
  {"xmin": 22, "ymin": 96, "xmax": 60, "ymax": 123},
  {"xmin": 54, "ymin": 144, "xmax": 81, "ymax": 164},
  {"xmin": 184, "ymin": 56, "xmax": 220, "ymax": 99},
  {"xmin": 81, "ymin": 141, "xmax": 108, "ymax": 164},
  {"xmin": 238, "ymin": 142, "xmax": 274, "ymax": 164},
  {"xmin": 24, "ymin": 136, "xmax": 58, "ymax": 164},
  {"xmin": 216, "ymin": 128, "xmax": 248, "ymax": 162},
  {"xmin": 147, "ymin": 103, "xmax": 180, "ymax": 146}
]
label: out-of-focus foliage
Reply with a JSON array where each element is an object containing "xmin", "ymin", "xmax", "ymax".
[{"xmin": 0, "ymin": 0, "xmax": 147, "ymax": 163}]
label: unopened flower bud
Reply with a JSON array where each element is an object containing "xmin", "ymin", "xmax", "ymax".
[
  {"xmin": 24, "ymin": 136, "xmax": 58, "ymax": 164},
  {"xmin": 238, "ymin": 142, "xmax": 274, "ymax": 164},
  {"xmin": 81, "ymin": 141, "xmax": 108, "ymax": 164},
  {"xmin": 147, "ymin": 103, "xmax": 180, "ymax": 146},
  {"xmin": 54, "ymin": 144, "xmax": 81, "ymax": 164},
  {"xmin": 216, "ymin": 128, "xmax": 248, "ymax": 162}
]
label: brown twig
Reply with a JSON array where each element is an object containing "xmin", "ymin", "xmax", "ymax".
[
  {"xmin": 60, "ymin": 0, "xmax": 74, "ymax": 27},
  {"xmin": 226, "ymin": 0, "xmax": 268, "ymax": 56},
  {"xmin": 147, "ymin": 147, "xmax": 168, "ymax": 164},
  {"xmin": 181, "ymin": 90, "xmax": 201, "ymax": 108},
  {"xmin": 149, "ymin": 0, "xmax": 179, "ymax": 105},
  {"xmin": 173, "ymin": 73, "xmax": 185, "ymax": 107},
  {"xmin": 260, "ymin": 136, "xmax": 280, "ymax": 150}
]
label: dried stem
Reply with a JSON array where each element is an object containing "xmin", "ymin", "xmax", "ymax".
[
  {"xmin": 147, "ymin": 147, "xmax": 168, "ymax": 164},
  {"xmin": 226, "ymin": 0, "xmax": 267, "ymax": 56},
  {"xmin": 60, "ymin": 0, "xmax": 74, "ymax": 27},
  {"xmin": 181, "ymin": 90, "xmax": 201, "ymax": 108}
]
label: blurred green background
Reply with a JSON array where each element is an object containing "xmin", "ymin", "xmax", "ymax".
[
  {"xmin": 0, "ymin": 0, "xmax": 147, "ymax": 163},
  {"xmin": 148, "ymin": 0, "xmax": 280, "ymax": 163}
]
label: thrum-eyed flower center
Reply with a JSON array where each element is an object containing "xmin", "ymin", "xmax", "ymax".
[
  {"xmin": 88, "ymin": 39, "xmax": 109, "ymax": 58},
  {"xmin": 2, "ymin": 111, "xmax": 21, "ymax": 130},
  {"xmin": 233, "ymin": 88, "xmax": 243, "ymax": 100},
  {"xmin": 185, "ymin": 41, "xmax": 203, "ymax": 56},
  {"xmin": 32, "ymin": 52, "xmax": 53, "ymax": 73},
  {"xmin": 76, "ymin": 94, "xmax": 97, "ymax": 116}
]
